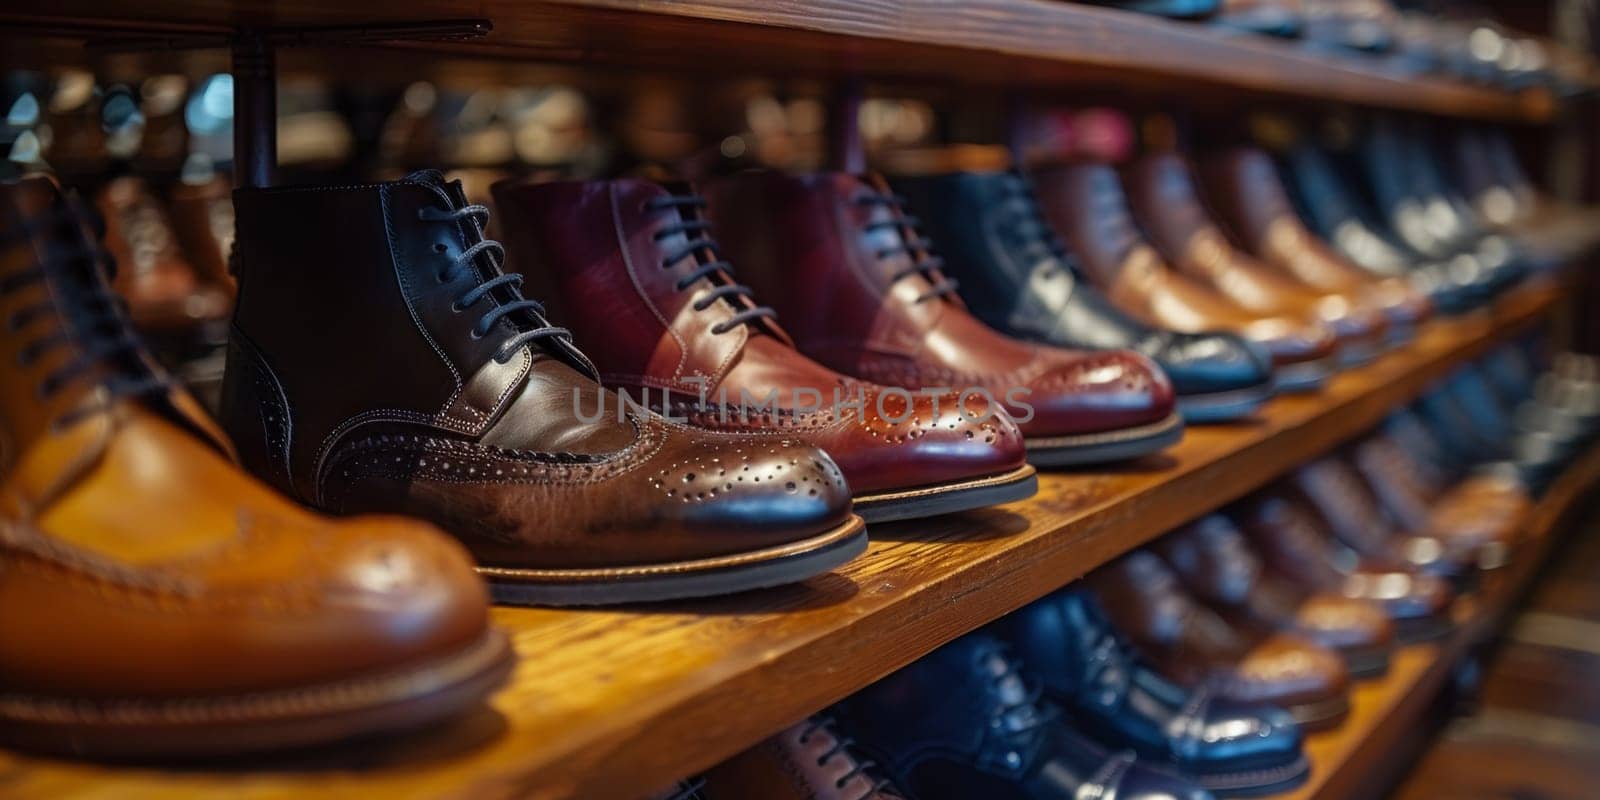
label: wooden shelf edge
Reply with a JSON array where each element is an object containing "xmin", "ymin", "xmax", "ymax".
[
  {"xmin": 1288, "ymin": 437, "xmax": 1600, "ymax": 800},
  {"xmin": 0, "ymin": 279, "xmax": 1565, "ymax": 800}
]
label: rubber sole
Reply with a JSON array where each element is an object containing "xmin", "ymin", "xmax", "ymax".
[
  {"xmin": 485, "ymin": 516, "xmax": 868, "ymax": 606},
  {"xmin": 853, "ymin": 464, "xmax": 1038, "ymax": 523},
  {"xmin": 1178, "ymin": 382, "xmax": 1276, "ymax": 424},
  {"xmin": 0, "ymin": 628, "xmax": 515, "ymax": 760},
  {"xmin": 1024, "ymin": 412, "xmax": 1186, "ymax": 467},
  {"xmin": 1341, "ymin": 642, "xmax": 1394, "ymax": 680},
  {"xmin": 1287, "ymin": 691, "xmax": 1352, "ymax": 732},
  {"xmin": 1193, "ymin": 752, "xmax": 1313, "ymax": 798},
  {"xmin": 1273, "ymin": 355, "xmax": 1339, "ymax": 393}
]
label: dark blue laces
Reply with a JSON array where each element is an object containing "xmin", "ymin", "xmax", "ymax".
[
  {"xmin": 642, "ymin": 194, "xmax": 776, "ymax": 335},
  {"xmin": 416, "ymin": 203, "xmax": 573, "ymax": 364},
  {"xmin": 852, "ymin": 191, "xmax": 960, "ymax": 302}
]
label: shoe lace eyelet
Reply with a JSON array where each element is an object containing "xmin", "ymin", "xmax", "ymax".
[
  {"xmin": 433, "ymin": 243, "xmax": 448, "ymax": 255},
  {"xmin": 437, "ymin": 272, "xmax": 451, "ymax": 284},
  {"xmin": 470, "ymin": 328, "xmax": 485, "ymax": 340},
  {"xmin": 450, "ymin": 300, "xmax": 464, "ymax": 313}
]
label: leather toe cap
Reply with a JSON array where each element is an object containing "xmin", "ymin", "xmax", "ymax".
[
  {"xmin": 1018, "ymin": 349, "xmax": 1177, "ymax": 436},
  {"xmin": 1186, "ymin": 697, "xmax": 1304, "ymax": 772},
  {"xmin": 1154, "ymin": 331, "xmax": 1275, "ymax": 396}
]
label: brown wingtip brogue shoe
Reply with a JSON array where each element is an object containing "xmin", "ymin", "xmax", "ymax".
[
  {"xmin": 702, "ymin": 169, "xmax": 1184, "ymax": 468},
  {"xmin": 0, "ymin": 174, "xmax": 511, "ymax": 758},
  {"xmin": 492, "ymin": 175, "xmax": 1037, "ymax": 523},
  {"xmin": 97, "ymin": 175, "xmax": 231, "ymax": 334},
  {"xmin": 1157, "ymin": 514, "xmax": 1394, "ymax": 679},
  {"xmin": 224, "ymin": 170, "xmax": 865, "ymax": 605},
  {"xmin": 1091, "ymin": 551, "xmax": 1352, "ymax": 731},
  {"xmin": 1032, "ymin": 162, "xmax": 1342, "ymax": 392}
]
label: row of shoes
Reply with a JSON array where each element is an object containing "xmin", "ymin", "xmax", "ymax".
[
  {"xmin": 0, "ymin": 105, "xmax": 1586, "ymax": 761},
  {"xmin": 672, "ymin": 341, "xmax": 1600, "ymax": 800},
  {"xmin": 1079, "ymin": 0, "xmax": 1597, "ymax": 96}
]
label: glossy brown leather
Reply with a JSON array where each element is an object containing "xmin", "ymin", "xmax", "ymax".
[
  {"xmin": 1202, "ymin": 148, "xmax": 1432, "ymax": 334},
  {"xmin": 1126, "ymin": 153, "xmax": 1389, "ymax": 357},
  {"xmin": 168, "ymin": 172, "xmax": 237, "ymax": 296},
  {"xmin": 1235, "ymin": 493, "xmax": 1455, "ymax": 628},
  {"xmin": 1288, "ymin": 456, "xmax": 1467, "ymax": 578},
  {"xmin": 492, "ymin": 177, "xmax": 1026, "ymax": 496},
  {"xmin": 1157, "ymin": 515, "xmax": 1394, "ymax": 659},
  {"xmin": 0, "ymin": 176, "xmax": 494, "ymax": 710},
  {"xmin": 224, "ymin": 172, "xmax": 855, "ymax": 572},
  {"xmin": 1351, "ymin": 433, "xmax": 1527, "ymax": 566},
  {"xmin": 1033, "ymin": 162, "xmax": 1340, "ymax": 369},
  {"xmin": 703, "ymin": 169, "xmax": 1178, "ymax": 440},
  {"xmin": 706, "ymin": 718, "xmax": 907, "ymax": 800},
  {"xmin": 1091, "ymin": 551, "xmax": 1350, "ymax": 717},
  {"xmin": 97, "ymin": 176, "xmax": 229, "ymax": 331}
]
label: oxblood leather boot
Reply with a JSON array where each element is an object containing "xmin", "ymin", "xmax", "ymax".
[
  {"xmin": 1234, "ymin": 493, "xmax": 1455, "ymax": 642},
  {"xmin": 1154, "ymin": 515, "xmax": 1394, "ymax": 677},
  {"xmin": 705, "ymin": 170, "xmax": 1184, "ymax": 467},
  {"xmin": 706, "ymin": 717, "xmax": 909, "ymax": 800},
  {"xmin": 1124, "ymin": 153, "xmax": 1390, "ymax": 366},
  {"xmin": 1033, "ymin": 162, "xmax": 1341, "ymax": 391},
  {"xmin": 837, "ymin": 633, "xmax": 1215, "ymax": 800},
  {"xmin": 1090, "ymin": 552, "xmax": 1352, "ymax": 731},
  {"xmin": 492, "ymin": 177, "xmax": 1036, "ymax": 523},
  {"xmin": 1201, "ymin": 147, "xmax": 1431, "ymax": 343},
  {"xmin": 97, "ymin": 175, "xmax": 230, "ymax": 334},
  {"xmin": 992, "ymin": 589, "xmax": 1310, "ymax": 796},
  {"xmin": 893, "ymin": 170, "xmax": 1275, "ymax": 424},
  {"xmin": 222, "ymin": 170, "xmax": 865, "ymax": 605},
  {"xmin": 0, "ymin": 175, "xmax": 511, "ymax": 758}
]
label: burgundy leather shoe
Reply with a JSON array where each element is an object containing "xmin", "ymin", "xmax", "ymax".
[
  {"xmin": 1125, "ymin": 153, "xmax": 1390, "ymax": 367},
  {"xmin": 1091, "ymin": 551, "xmax": 1353, "ymax": 731},
  {"xmin": 703, "ymin": 170, "xmax": 1184, "ymax": 467},
  {"xmin": 1034, "ymin": 162, "xmax": 1342, "ymax": 391},
  {"xmin": 1202, "ymin": 148, "xmax": 1432, "ymax": 343},
  {"xmin": 1156, "ymin": 515, "xmax": 1394, "ymax": 678},
  {"xmin": 493, "ymin": 177, "xmax": 1037, "ymax": 522},
  {"xmin": 1236, "ymin": 493, "xmax": 1456, "ymax": 642}
]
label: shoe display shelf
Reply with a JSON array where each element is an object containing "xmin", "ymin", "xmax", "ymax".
[
  {"xmin": 0, "ymin": 0, "xmax": 1572, "ymax": 123},
  {"xmin": 0, "ymin": 277, "xmax": 1577, "ymax": 798}
]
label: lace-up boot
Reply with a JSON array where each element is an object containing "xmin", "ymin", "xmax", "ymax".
[
  {"xmin": 837, "ymin": 633, "xmax": 1214, "ymax": 800},
  {"xmin": 0, "ymin": 174, "xmax": 512, "ymax": 758},
  {"xmin": 222, "ymin": 170, "xmax": 864, "ymax": 605},
  {"xmin": 707, "ymin": 716, "xmax": 908, "ymax": 800},
  {"xmin": 704, "ymin": 170, "xmax": 1182, "ymax": 467},
  {"xmin": 493, "ymin": 177, "xmax": 1035, "ymax": 523}
]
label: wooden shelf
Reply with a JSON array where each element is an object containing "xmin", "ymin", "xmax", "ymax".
[
  {"xmin": 1287, "ymin": 431, "xmax": 1600, "ymax": 800},
  {"xmin": 0, "ymin": 0, "xmax": 1556, "ymax": 122},
  {"xmin": 0, "ymin": 279, "xmax": 1563, "ymax": 799}
]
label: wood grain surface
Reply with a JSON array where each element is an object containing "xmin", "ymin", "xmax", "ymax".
[
  {"xmin": 0, "ymin": 280, "xmax": 1564, "ymax": 798},
  {"xmin": 0, "ymin": 0, "xmax": 1554, "ymax": 121}
]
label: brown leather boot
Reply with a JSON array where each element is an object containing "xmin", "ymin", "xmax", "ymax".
[
  {"xmin": 1156, "ymin": 515, "xmax": 1394, "ymax": 678},
  {"xmin": 1091, "ymin": 551, "xmax": 1352, "ymax": 731},
  {"xmin": 1201, "ymin": 147, "xmax": 1432, "ymax": 343},
  {"xmin": 1033, "ymin": 162, "xmax": 1341, "ymax": 392},
  {"xmin": 1125, "ymin": 153, "xmax": 1390, "ymax": 366},
  {"xmin": 97, "ymin": 175, "xmax": 230, "ymax": 334},
  {"xmin": 1287, "ymin": 456, "xmax": 1471, "ymax": 579},
  {"xmin": 493, "ymin": 177, "xmax": 1036, "ymax": 523},
  {"xmin": 222, "ymin": 170, "xmax": 865, "ymax": 605},
  {"xmin": 706, "ymin": 717, "xmax": 908, "ymax": 800},
  {"xmin": 168, "ymin": 170, "xmax": 238, "ymax": 297},
  {"xmin": 704, "ymin": 170, "xmax": 1184, "ymax": 467},
  {"xmin": 0, "ymin": 175, "xmax": 512, "ymax": 758}
]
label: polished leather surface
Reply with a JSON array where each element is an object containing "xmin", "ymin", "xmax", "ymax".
[
  {"xmin": 1033, "ymin": 162, "xmax": 1339, "ymax": 370},
  {"xmin": 1091, "ymin": 552, "xmax": 1350, "ymax": 711},
  {"xmin": 1288, "ymin": 457, "xmax": 1465, "ymax": 577},
  {"xmin": 706, "ymin": 717, "xmax": 908, "ymax": 800},
  {"xmin": 892, "ymin": 170, "xmax": 1274, "ymax": 399},
  {"xmin": 993, "ymin": 589, "xmax": 1306, "ymax": 779},
  {"xmin": 224, "ymin": 171, "xmax": 853, "ymax": 571},
  {"xmin": 1203, "ymin": 148, "xmax": 1431, "ymax": 334},
  {"xmin": 839, "ymin": 633, "xmax": 1214, "ymax": 800},
  {"xmin": 704, "ymin": 169, "xmax": 1177, "ymax": 440},
  {"xmin": 97, "ymin": 175, "xmax": 229, "ymax": 331},
  {"xmin": 1157, "ymin": 515, "xmax": 1394, "ymax": 657},
  {"xmin": 0, "ymin": 176, "xmax": 492, "ymax": 704},
  {"xmin": 492, "ymin": 176, "xmax": 1026, "ymax": 496},
  {"xmin": 1126, "ymin": 153, "xmax": 1389, "ymax": 354},
  {"xmin": 1235, "ymin": 493, "xmax": 1455, "ymax": 625}
]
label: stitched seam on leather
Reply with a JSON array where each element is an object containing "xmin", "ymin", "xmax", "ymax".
[
  {"xmin": 612, "ymin": 185, "xmax": 689, "ymax": 383},
  {"xmin": 312, "ymin": 409, "xmax": 435, "ymax": 506},
  {"xmin": 227, "ymin": 325, "xmax": 294, "ymax": 490},
  {"xmin": 379, "ymin": 184, "xmax": 467, "ymax": 425}
]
